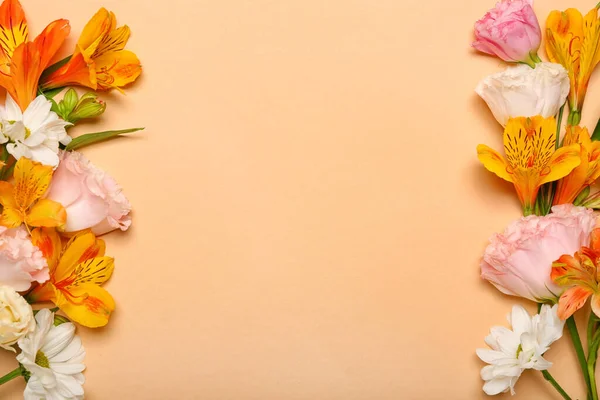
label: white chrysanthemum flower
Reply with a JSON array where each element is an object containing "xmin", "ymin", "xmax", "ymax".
[
  {"xmin": 476, "ymin": 304, "xmax": 565, "ymax": 396},
  {"xmin": 0, "ymin": 94, "xmax": 71, "ymax": 167},
  {"xmin": 17, "ymin": 309, "xmax": 85, "ymax": 400}
]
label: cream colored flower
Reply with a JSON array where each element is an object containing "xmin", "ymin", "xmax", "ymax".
[
  {"xmin": 0, "ymin": 285, "xmax": 34, "ymax": 351},
  {"xmin": 476, "ymin": 62, "xmax": 569, "ymax": 126}
]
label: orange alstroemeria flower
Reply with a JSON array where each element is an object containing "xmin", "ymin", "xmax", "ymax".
[
  {"xmin": 552, "ymin": 229, "xmax": 600, "ymax": 320},
  {"xmin": 28, "ymin": 228, "xmax": 115, "ymax": 328},
  {"xmin": 0, "ymin": 157, "xmax": 66, "ymax": 229},
  {"xmin": 0, "ymin": 0, "xmax": 70, "ymax": 110},
  {"xmin": 554, "ymin": 126, "xmax": 600, "ymax": 205},
  {"xmin": 546, "ymin": 6, "xmax": 600, "ymax": 124},
  {"xmin": 477, "ymin": 116, "xmax": 581, "ymax": 215},
  {"xmin": 40, "ymin": 8, "xmax": 141, "ymax": 92}
]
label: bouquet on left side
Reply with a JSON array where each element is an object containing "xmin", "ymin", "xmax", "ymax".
[{"xmin": 0, "ymin": 0, "xmax": 143, "ymax": 399}]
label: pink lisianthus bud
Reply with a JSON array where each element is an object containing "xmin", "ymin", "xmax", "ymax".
[
  {"xmin": 472, "ymin": 0, "xmax": 541, "ymax": 64},
  {"xmin": 45, "ymin": 150, "xmax": 132, "ymax": 236},
  {"xmin": 481, "ymin": 205, "xmax": 597, "ymax": 302}
]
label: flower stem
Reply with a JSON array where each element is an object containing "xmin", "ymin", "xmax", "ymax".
[
  {"xmin": 542, "ymin": 370, "xmax": 572, "ymax": 400},
  {"xmin": 567, "ymin": 316, "xmax": 593, "ymax": 396},
  {"xmin": 0, "ymin": 367, "xmax": 21, "ymax": 385},
  {"xmin": 589, "ymin": 314, "xmax": 598, "ymax": 353},
  {"xmin": 556, "ymin": 104, "xmax": 565, "ymax": 148}
]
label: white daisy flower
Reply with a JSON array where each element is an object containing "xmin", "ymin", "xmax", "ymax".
[
  {"xmin": 476, "ymin": 304, "xmax": 565, "ymax": 395},
  {"xmin": 0, "ymin": 94, "xmax": 71, "ymax": 167},
  {"xmin": 17, "ymin": 309, "xmax": 85, "ymax": 400}
]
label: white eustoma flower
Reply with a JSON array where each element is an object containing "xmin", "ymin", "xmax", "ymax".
[
  {"xmin": 476, "ymin": 304, "xmax": 565, "ymax": 396},
  {"xmin": 0, "ymin": 285, "xmax": 34, "ymax": 351},
  {"xmin": 476, "ymin": 62, "xmax": 570, "ymax": 126},
  {"xmin": 17, "ymin": 309, "xmax": 85, "ymax": 400},
  {"xmin": 0, "ymin": 94, "xmax": 71, "ymax": 167}
]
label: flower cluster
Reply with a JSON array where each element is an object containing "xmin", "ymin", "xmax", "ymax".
[
  {"xmin": 473, "ymin": 0, "xmax": 600, "ymax": 398},
  {"xmin": 0, "ymin": 0, "xmax": 142, "ymax": 398}
]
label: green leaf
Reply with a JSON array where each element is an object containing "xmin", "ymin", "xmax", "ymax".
[
  {"xmin": 41, "ymin": 55, "xmax": 72, "ymax": 79},
  {"xmin": 42, "ymin": 87, "xmax": 65, "ymax": 100},
  {"xmin": 53, "ymin": 315, "xmax": 70, "ymax": 326},
  {"xmin": 66, "ymin": 128, "xmax": 144, "ymax": 151},
  {"xmin": 592, "ymin": 117, "xmax": 600, "ymax": 141}
]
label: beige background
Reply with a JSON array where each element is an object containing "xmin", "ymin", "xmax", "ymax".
[{"xmin": 0, "ymin": 0, "xmax": 598, "ymax": 398}]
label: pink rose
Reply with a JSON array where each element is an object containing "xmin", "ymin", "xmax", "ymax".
[
  {"xmin": 0, "ymin": 227, "xmax": 48, "ymax": 292},
  {"xmin": 472, "ymin": 0, "xmax": 541, "ymax": 63},
  {"xmin": 46, "ymin": 150, "xmax": 132, "ymax": 235},
  {"xmin": 481, "ymin": 205, "xmax": 596, "ymax": 302}
]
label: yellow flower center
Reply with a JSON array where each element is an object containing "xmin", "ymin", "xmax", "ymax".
[
  {"xmin": 24, "ymin": 127, "xmax": 31, "ymax": 139},
  {"xmin": 35, "ymin": 350, "xmax": 49, "ymax": 368}
]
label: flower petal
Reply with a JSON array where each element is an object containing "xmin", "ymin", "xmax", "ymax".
[
  {"xmin": 32, "ymin": 19, "xmax": 70, "ymax": 72},
  {"xmin": 0, "ymin": 181, "xmax": 16, "ymax": 208},
  {"xmin": 31, "ymin": 227, "xmax": 62, "ymax": 272},
  {"xmin": 477, "ymin": 144, "xmax": 512, "ymax": 182},
  {"xmin": 0, "ymin": 0, "xmax": 28, "ymax": 66},
  {"xmin": 25, "ymin": 199, "xmax": 66, "ymax": 228},
  {"xmin": 40, "ymin": 322, "xmax": 75, "ymax": 358},
  {"xmin": 64, "ymin": 256, "xmax": 114, "ymax": 287},
  {"xmin": 55, "ymin": 232, "xmax": 104, "ymax": 283},
  {"xmin": 56, "ymin": 284, "xmax": 115, "ymax": 328},
  {"xmin": 13, "ymin": 157, "xmax": 53, "ymax": 209},
  {"xmin": 94, "ymin": 49, "xmax": 142, "ymax": 90},
  {"xmin": 0, "ymin": 207, "xmax": 23, "ymax": 228},
  {"xmin": 540, "ymin": 144, "xmax": 581, "ymax": 185},
  {"xmin": 557, "ymin": 286, "xmax": 592, "ymax": 320}
]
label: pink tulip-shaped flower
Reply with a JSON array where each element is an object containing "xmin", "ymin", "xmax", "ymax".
[
  {"xmin": 481, "ymin": 205, "xmax": 597, "ymax": 302},
  {"xmin": 473, "ymin": 0, "xmax": 541, "ymax": 65},
  {"xmin": 45, "ymin": 150, "xmax": 132, "ymax": 235}
]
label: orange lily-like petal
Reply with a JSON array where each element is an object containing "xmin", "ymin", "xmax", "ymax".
[
  {"xmin": 546, "ymin": 6, "xmax": 600, "ymax": 114},
  {"xmin": 477, "ymin": 116, "xmax": 581, "ymax": 214},
  {"xmin": 554, "ymin": 126, "xmax": 600, "ymax": 205},
  {"xmin": 546, "ymin": 9, "xmax": 584, "ymax": 110},
  {"xmin": 41, "ymin": 8, "xmax": 141, "ymax": 92},
  {"xmin": 28, "ymin": 230, "xmax": 115, "ymax": 328},
  {"xmin": 55, "ymin": 231, "xmax": 105, "ymax": 283},
  {"xmin": 25, "ymin": 198, "xmax": 67, "ymax": 228},
  {"xmin": 0, "ymin": 0, "xmax": 70, "ymax": 110},
  {"xmin": 591, "ymin": 228, "xmax": 600, "ymax": 252},
  {"xmin": 0, "ymin": 157, "xmax": 66, "ymax": 229},
  {"xmin": 54, "ymin": 281, "xmax": 115, "ymax": 328},
  {"xmin": 558, "ymin": 286, "xmax": 593, "ymax": 320},
  {"xmin": 4, "ymin": 18, "xmax": 70, "ymax": 110},
  {"xmin": 0, "ymin": 0, "xmax": 27, "ymax": 75},
  {"xmin": 552, "ymin": 248, "xmax": 600, "ymax": 319},
  {"xmin": 31, "ymin": 227, "xmax": 61, "ymax": 272}
]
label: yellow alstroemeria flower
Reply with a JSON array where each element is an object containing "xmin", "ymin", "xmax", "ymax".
[
  {"xmin": 546, "ymin": 5, "xmax": 600, "ymax": 124},
  {"xmin": 28, "ymin": 228, "xmax": 115, "ymax": 328},
  {"xmin": 477, "ymin": 116, "xmax": 581, "ymax": 215},
  {"xmin": 41, "ymin": 8, "xmax": 141, "ymax": 92},
  {"xmin": 0, "ymin": 0, "xmax": 70, "ymax": 110},
  {"xmin": 554, "ymin": 126, "xmax": 600, "ymax": 205},
  {"xmin": 0, "ymin": 157, "xmax": 66, "ymax": 228}
]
